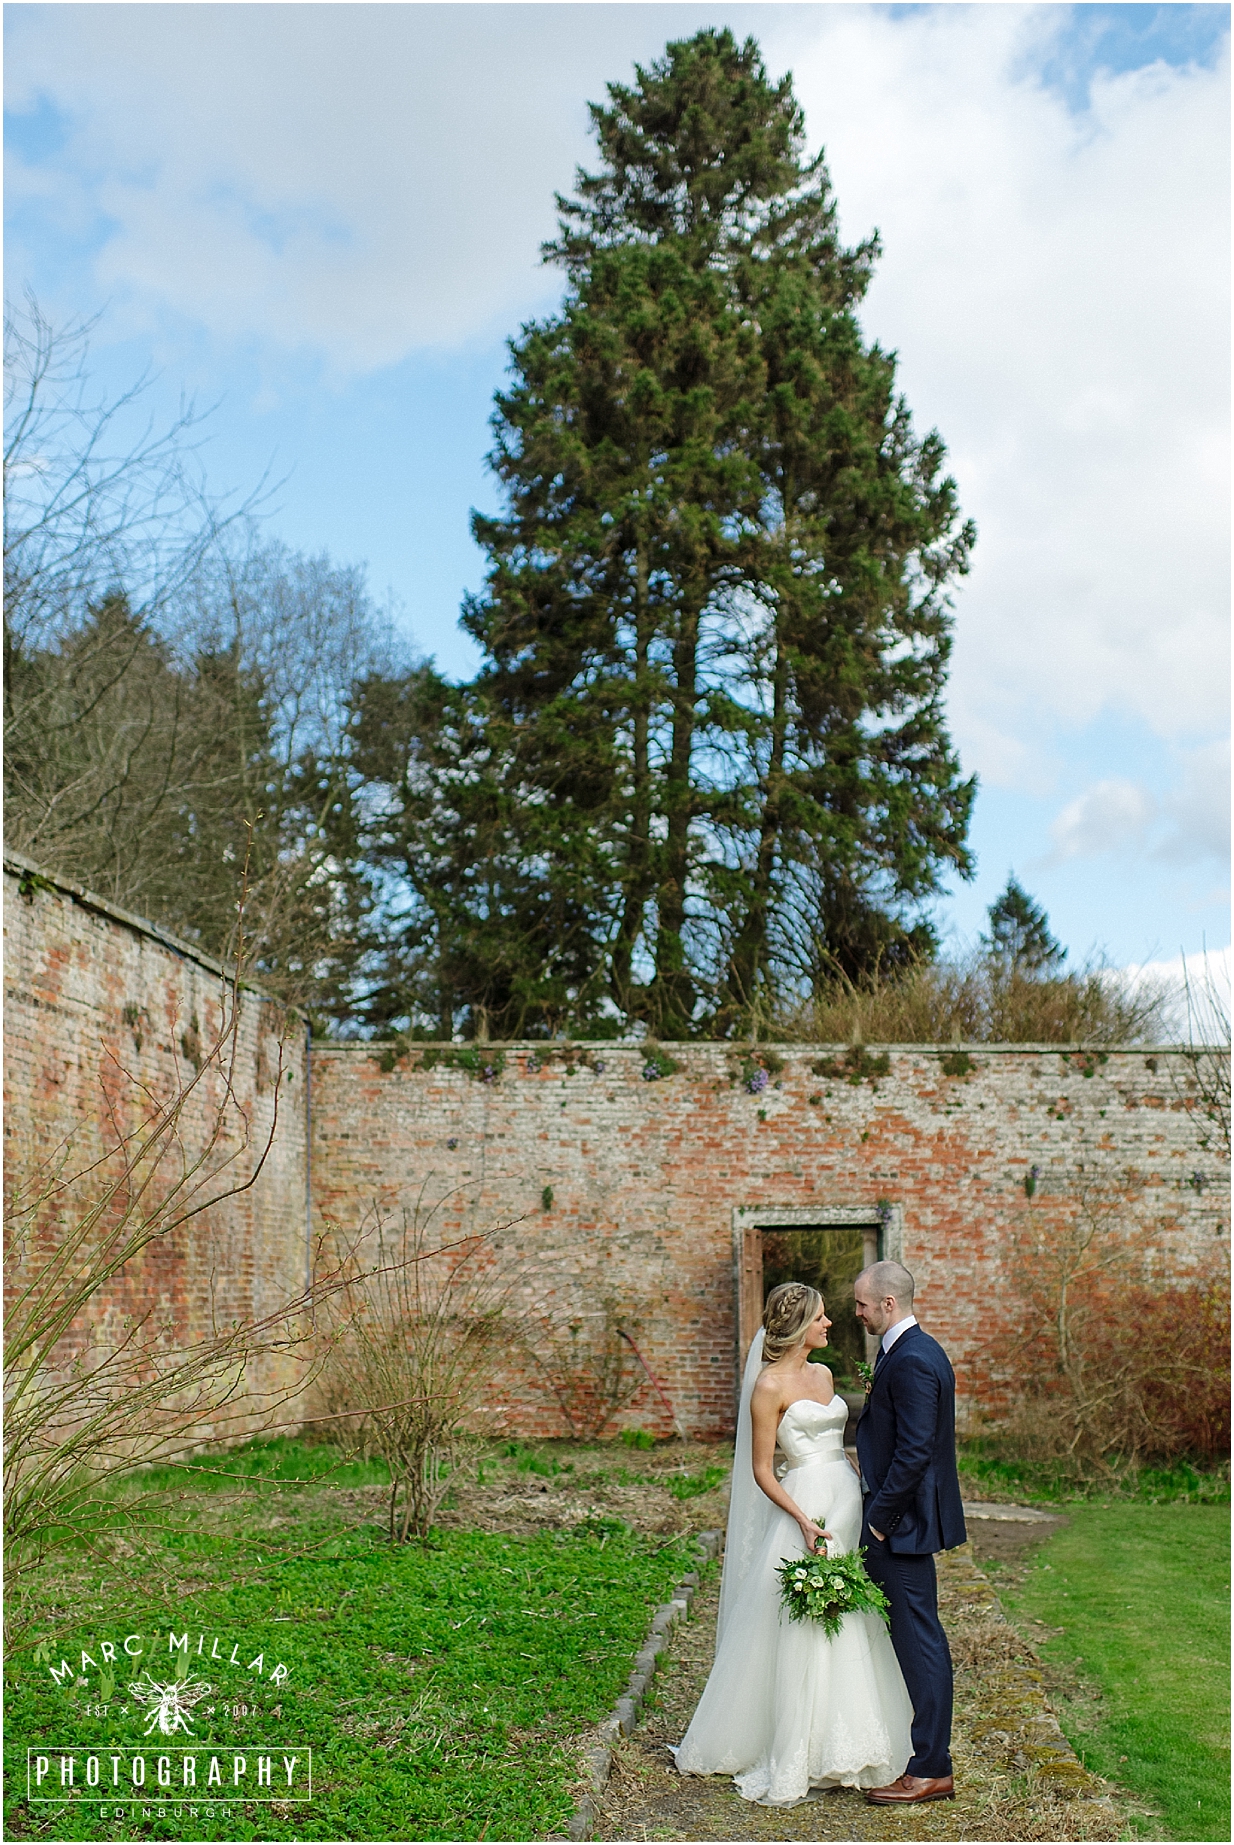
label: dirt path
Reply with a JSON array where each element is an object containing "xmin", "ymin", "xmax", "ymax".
[{"xmin": 592, "ymin": 1522, "xmax": 1126, "ymax": 1843}]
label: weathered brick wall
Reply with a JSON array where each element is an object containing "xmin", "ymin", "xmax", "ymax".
[
  {"xmin": 6, "ymin": 858, "xmax": 1226, "ymax": 1446},
  {"xmin": 3, "ymin": 857, "xmax": 310, "ymax": 1439},
  {"xmin": 309, "ymin": 1037, "xmax": 1228, "ymax": 1440}
]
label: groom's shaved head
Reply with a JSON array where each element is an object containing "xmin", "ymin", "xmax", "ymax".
[{"xmin": 857, "ymin": 1259, "xmax": 915, "ymax": 1309}]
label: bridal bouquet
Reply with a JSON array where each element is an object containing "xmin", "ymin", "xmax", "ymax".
[{"xmin": 775, "ymin": 1545, "xmax": 890, "ymax": 1636}]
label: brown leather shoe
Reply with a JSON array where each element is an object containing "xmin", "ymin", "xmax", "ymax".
[{"xmin": 865, "ymin": 1773, "xmax": 955, "ymax": 1804}]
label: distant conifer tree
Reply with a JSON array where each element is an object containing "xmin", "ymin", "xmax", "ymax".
[{"xmin": 984, "ymin": 875, "xmax": 1067, "ymax": 973}]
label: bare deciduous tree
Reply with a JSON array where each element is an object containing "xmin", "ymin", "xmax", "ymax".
[
  {"xmin": 4, "ymin": 298, "xmax": 404, "ymax": 1013},
  {"xmin": 1173, "ymin": 951, "xmax": 1231, "ymax": 1160},
  {"xmin": 4, "ymin": 291, "xmax": 236, "ymax": 655},
  {"xmin": 314, "ymin": 1200, "xmax": 509, "ymax": 1542}
]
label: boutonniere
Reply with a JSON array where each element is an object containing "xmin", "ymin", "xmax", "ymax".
[{"xmin": 857, "ymin": 1359, "xmax": 875, "ymax": 1395}]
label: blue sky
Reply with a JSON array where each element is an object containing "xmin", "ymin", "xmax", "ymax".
[{"xmin": 5, "ymin": 3, "xmax": 1230, "ymax": 979}]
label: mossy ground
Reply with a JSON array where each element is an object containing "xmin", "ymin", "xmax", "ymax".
[{"xmin": 593, "ymin": 1539, "xmax": 1124, "ymax": 1843}]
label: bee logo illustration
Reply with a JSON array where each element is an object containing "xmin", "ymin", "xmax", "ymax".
[{"xmin": 128, "ymin": 1669, "xmax": 214, "ymax": 1736}]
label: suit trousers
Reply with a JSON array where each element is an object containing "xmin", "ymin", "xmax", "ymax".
[{"xmin": 860, "ymin": 1527, "xmax": 954, "ymax": 1778}]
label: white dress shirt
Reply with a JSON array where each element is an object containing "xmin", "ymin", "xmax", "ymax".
[{"xmin": 881, "ymin": 1313, "xmax": 918, "ymax": 1355}]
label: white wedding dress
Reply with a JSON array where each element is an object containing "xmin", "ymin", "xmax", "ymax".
[{"xmin": 674, "ymin": 1339, "xmax": 913, "ymax": 1806}]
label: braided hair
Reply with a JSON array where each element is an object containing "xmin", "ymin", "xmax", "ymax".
[{"xmin": 761, "ymin": 1281, "xmax": 823, "ymax": 1364}]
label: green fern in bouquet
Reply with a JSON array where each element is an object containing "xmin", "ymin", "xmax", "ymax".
[{"xmin": 775, "ymin": 1545, "xmax": 890, "ymax": 1636}]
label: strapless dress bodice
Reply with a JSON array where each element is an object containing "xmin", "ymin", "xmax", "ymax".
[{"xmin": 776, "ymin": 1394, "xmax": 849, "ymax": 1466}]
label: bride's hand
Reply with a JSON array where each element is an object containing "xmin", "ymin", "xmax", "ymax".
[{"xmin": 799, "ymin": 1517, "xmax": 831, "ymax": 1554}]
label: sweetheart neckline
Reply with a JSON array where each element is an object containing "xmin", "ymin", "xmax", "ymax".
[{"xmin": 777, "ymin": 1393, "xmax": 840, "ymax": 1428}]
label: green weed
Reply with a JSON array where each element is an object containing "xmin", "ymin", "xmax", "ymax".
[
  {"xmin": 665, "ymin": 1466, "xmax": 728, "ymax": 1502},
  {"xmin": 113, "ymin": 1438, "xmax": 391, "ymax": 1497},
  {"xmin": 957, "ymin": 1440, "xmax": 1230, "ymax": 1505},
  {"xmin": 498, "ymin": 1441, "xmax": 573, "ymax": 1478},
  {"xmin": 5, "ymin": 1507, "xmax": 700, "ymax": 1841}
]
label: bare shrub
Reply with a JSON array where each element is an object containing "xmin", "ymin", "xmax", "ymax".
[
  {"xmin": 518, "ymin": 1296, "xmax": 653, "ymax": 1439},
  {"xmin": 984, "ymin": 1164, "xmax": 1230, "ymax": 1473},
  {"xmin": 313, "ymin": 1201, "xmax": 508, "ymax": 1542},
  {"xmin": 774, "ymin": 951, "xmax": 1170, "ymax": 1046},
  {"xmin": 1172, "ymin": 951, "xmax": 1231, "ymax": 1159},
  {"xmin": 1079, "ymin": 1275, "xmax": 1230, "ymax": 1465}
]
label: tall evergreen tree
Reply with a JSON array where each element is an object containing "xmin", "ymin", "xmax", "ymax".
[
  {"xmin": 465, "ymin": 234, "xmax": 766, "ymax": 1033},
  {"xmin": 369, "ymin": 28, "xmax": 976, "ymax": 1038}
]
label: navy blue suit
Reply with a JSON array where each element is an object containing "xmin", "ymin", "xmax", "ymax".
[{"xmin": 855, "ymin": 1323, "xmax": 966, "ymax": 1778}]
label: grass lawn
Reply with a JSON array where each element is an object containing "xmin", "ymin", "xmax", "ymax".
[
  {"xmin": 3, "ymin": 1439, "xmax": 715, "ymax": 1842},
  {"xmin": 997, "ymin": 1501, "xmax": 1230, "ymax": 1842}
]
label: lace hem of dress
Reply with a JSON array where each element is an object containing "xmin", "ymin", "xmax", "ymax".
[{"xmin": 732, "ymin": 1711, "xmax": 900, "ymax": 1805}]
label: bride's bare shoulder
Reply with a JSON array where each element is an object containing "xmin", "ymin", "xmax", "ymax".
[{"xmin": 751, "ymin": 1365, "xmax": 786, "ymax": 1407}]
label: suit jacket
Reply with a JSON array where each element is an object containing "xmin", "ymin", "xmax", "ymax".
[{"xmin": 856, "ymin": 1323, "xmax": 967, "ymax": 1555}]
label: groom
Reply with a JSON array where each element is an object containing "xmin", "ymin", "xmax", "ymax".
[{"xmin": 853, "ymin": 1259, "xmax": 966, "ymax": 1806}]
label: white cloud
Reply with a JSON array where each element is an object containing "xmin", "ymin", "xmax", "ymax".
[
  {"xmin": 1157, "ymin": 738, "xmax": 1232, "ymax": 865},
  {"xmin": 764, "ymin": 6, "xmax": 1230, "ymax": 759},
  {"xmin": 1120, "ymin": 943, "xmax": 1231, "ymax": 1041},
  {"xmin": 1050, "ymin": 777, "xmax": 1155, "ymax": 860},
  {"xmin": 5, "ymin": 5, "xmax": 633, "ymax": 366},
  {"xmin": 5, "ymin": 3, "xmax": 1229, "ymax": 783},
  {"xmin": 1046, "ymin": 739, "xmax": 1230, "ymax": 867}
]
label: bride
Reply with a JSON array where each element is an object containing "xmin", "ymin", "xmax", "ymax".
[{"xmin": 674, "ymin": 1281, "xmax": 913, "ymax": 1806}]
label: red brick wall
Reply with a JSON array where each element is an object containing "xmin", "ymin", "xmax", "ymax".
[
  {"xmin": 4, "ymin": 857, "xmax": 310, "ymax": 1439},
  {"xmin": 309, "ymin": 1037, "xmax": 1228, "ymax": 1440},
  {"xmin": 6, "ymin": 859, "xmax": 1226, "ymax": 1445}
]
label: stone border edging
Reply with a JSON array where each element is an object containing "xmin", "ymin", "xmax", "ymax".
[{"xmin": 566, "ymin": 1529, "xmax": 723, "ymax": 1841}]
